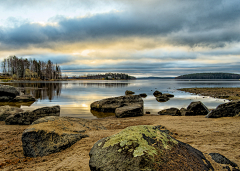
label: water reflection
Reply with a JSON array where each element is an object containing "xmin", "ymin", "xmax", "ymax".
[
  {"xmin": 90, "ymin": 110, "xmax": 115, "ymax": 118},
  {"xmin": 2, "ymin": 82, "xmax": 62, "ymax": 101},
  {"xmin": 0, "ymin": 101, "xmax": 35, "ymax": 108},
  {"xmin": 0, "ymin": 79, "xmax": 237, "ymax": 119},
  {"xmin": 75, "ymin": 83, "xmax": 129, "ymax": 88}
]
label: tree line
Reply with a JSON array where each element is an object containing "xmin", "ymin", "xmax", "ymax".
[
  {"xmin": 175, "ymin": 73, "xmax": 240, "ymax": 79},
  {"xmin": 1, "ymin": 56, "xmax": 62, "ymax": 80}
]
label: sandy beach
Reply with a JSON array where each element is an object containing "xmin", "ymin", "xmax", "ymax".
[
  {"xmin": 0, "ymin": 115, "xmax": 239, "ymax": 170},
  {"xmin": 1, "ymin": 88, "xmax": 240, "ymax": 170}
]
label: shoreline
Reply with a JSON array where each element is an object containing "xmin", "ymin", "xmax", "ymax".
[{"xmin": 178, "ymin": 87, "xmax": 240, "ymax": 101}]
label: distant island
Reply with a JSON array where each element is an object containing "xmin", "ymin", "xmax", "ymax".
[
  {"xmin": 175, "ymin": 73, "xmax": 240, "ymax": 79},
  {"xmin": 67, "ymin": 73, "xmax": 136, "ymax": 80},
  {"xmin": 137, "ymin": 77, "xmax": 175, "ymax": 79}
]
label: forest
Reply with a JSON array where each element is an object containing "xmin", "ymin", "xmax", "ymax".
[
  {"xmin": 175, "ymin": 73, "xmax": 240, "ymax": 79},
  {"xmin": 1, "ymin": 56, "xmax": 62, "ymax": 80}
]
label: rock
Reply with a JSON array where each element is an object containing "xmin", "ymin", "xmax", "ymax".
[
  {"xmin": 139, "ymin": 93, "xmax": 147, "ymax": 98},
  {"xmin": 208, "ymin": 153, "xmax": 238, "ymax": 168},
  {"xmin": 163, "ymin": 93, "xmax": 174, "ymax": 97},
  {"xmin": 125, "ymin": 90, "xmax": 135, "ymax": 95},
  {"xmin": 156, "ymin": 95, "xmax": 169, "ymax": 102},
  {"xmin": 187, "ymin": 101, "xmax": 209, "ymax": 115},
  {"xmin": 89, "ymin": 125, "xmax": 213, "ymax": 171},
  {"xmin": 153, "ymin": 90, "xmax": 162, "ymax": 97},
  {"xmin": 180, "ymin": 108, "xmax": 194, "ymax": 116},
  {"xmin": 5, "ymin": 105, "xmax": 60, "ymax": 125},
  {"xmin": 0, "ymin": 85, "xmax": 20, "ymax": 99},
  {"xmin": 206, "ymin": 101, "xmax": 240, "ymax": 118},
  {"xmin": 12, "ymin": 95, "xmax": 36, "ymax": 102},
  {"xmin": 115, "ymin": 103, "xmax": 143, "ymax": 118},
  {"xmin": 22, "ymin": 116, "xmax": 106, "ymax": 157},
  {"xmin": 0, "ymin": 105, "xmax": 23, "ymax": 121},
  {"xmin": 145, "ymin": 111, "xmax": 150, "ymax": 114},
  {"xmin": 158, "ymin": 108, "xmax": 181, "ymax": 116},
  {"xmin": 0, "ymin": 96, "xmax": 14, "ymax": 102},
  {"xmin": 90, "ymin": 95, "xmax": 143, "ymax": 113}
]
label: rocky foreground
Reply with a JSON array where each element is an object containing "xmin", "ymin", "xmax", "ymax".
[
  {"xmin": 0, "ymin": 114, "xmax": 239, "ymax": 170},
  {"xmin": 0, "ymin": 87, "xmax": 240, "ymax": 170}
]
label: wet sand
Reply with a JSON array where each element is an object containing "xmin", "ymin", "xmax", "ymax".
[{"xmin": 178, "ymin": 87, "xmax": 240, "ymax": 101}]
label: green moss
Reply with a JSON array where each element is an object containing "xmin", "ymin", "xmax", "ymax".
[{"xmin": 103, "ymin": 125, "xmax": 178, "ymax": 157}]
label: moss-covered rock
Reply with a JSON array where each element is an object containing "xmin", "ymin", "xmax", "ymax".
[{"xmin": 89, "ymin": 125, "xmax": 213, "ymax": 171}]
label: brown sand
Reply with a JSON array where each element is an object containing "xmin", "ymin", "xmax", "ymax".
[
  {"xmin": 0, "ymin": 114, "xmax": 240, "ymax": 170},
  {"xmin": 178, "ymin": 87, "xmax": 240, "ymax": 101}
]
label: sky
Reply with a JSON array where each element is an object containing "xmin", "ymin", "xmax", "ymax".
[{"xmin": 0, "ymin": 0, "xmax": 240, "ymax": 77}]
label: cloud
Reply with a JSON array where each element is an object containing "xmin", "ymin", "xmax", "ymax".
[{"xmin": 0, "ymin": 0, "xmax": 240, "ymax": 50}]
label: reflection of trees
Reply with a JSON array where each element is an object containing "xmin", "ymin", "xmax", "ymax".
[
  {"xmin": 2, "ymin": 82, "xmax": 63, "ymax": 101},
  {"xmin": 76, "ymin": 83, "xmax": 129, "ymax": 88}
]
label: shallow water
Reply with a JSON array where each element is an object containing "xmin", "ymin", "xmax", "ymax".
[{"xmin": 1, "ymin": 79, "xmax": 240, "ymax": 119}]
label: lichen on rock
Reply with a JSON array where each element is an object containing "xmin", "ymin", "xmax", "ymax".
[
  {"xmin": 102, "ymin": 125, "xmax": 178, "ymax": 157},
  {"xmin": 89, "ymin": 125, "xmax": 214, "ymax": 171}
]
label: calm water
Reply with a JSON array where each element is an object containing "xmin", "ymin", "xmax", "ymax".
[{"xmin": 1, "ymin": 79, "xmax": 240, "ymax": 119}]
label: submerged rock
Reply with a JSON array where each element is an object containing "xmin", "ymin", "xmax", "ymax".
[
  {"xmin": 206, "ymin": 100, "xmax": 240, "ymax": 118},
  {"xmin": 153, "ymin": 90, "xmax": 162, "ymax": 97},
  {"xmin": 163, "ymin": 93, "xmax": 174, "ymax": 97},
  {"xmin": 22, "ymin": 116, "xmax": 105, "ymax": 157},
  {"xmin": 0, "ymin": 105, "xmax": 23, "ymax": 121},
  {"xmin": 89, "ymin": 125, "xmax": 213, "ymax": 171},
  {"xmin": 156, "ymin": 95, "xmax": 169, "ymax": 102},
  {"xmin": 139, "ymin": 93, "xmax": 147, "ymax": 98},
  {"xmin": 158, "ymin": 108, "xmax": 181, "ymax": 116},
  {"xmin": 125, "ymin": 90, "xmax": 135, "ymax": 95},
  {"xmin": 187, "ymin": 101, "xmax": 209, "ymax": 115},
  {"xmin": 5, "ymin": 105, "xmax": 60, "ymax": 125}
]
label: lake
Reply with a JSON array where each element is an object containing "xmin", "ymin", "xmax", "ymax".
[{"xmin": 1, "ymin": 79, "xmax": 240, "ymax": 119}]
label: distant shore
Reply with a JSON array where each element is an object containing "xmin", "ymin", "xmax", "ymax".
[{"xmin": 178, "ymin": 87, "xmax": 240, "ymax": 101}]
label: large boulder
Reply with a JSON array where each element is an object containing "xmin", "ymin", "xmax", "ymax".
[
  {"xmin": 187, "ymin": 101, "xmax": 209, "ymax": 115},
  {"xmin": 0, "ymin": 85, "xmax": 20, "ymax": 99},
  {"xmin": 91, "ymin": 95, "xmax": 143, "ymax": 118},
  {"xmin": 180, "ymin": 108, "xmax": 194, "ymax": 116},
  {"xmin": 115, "ymin": 103, "xmax": 143, "ymax": 118},
  {"xmin": 206, "ymin": 101, "xmax": 240, "ymax": 118},
  {"xmin": 5, "ymin": 105, "xmax": 60, "ymax": 125},
  {"xmin": 22, "ymin": 116, "xmax": 106, "ymax": 157},
  {"xmin": 158, "ymin": 108, "xmax": 181, "ymax": 116},
  {"xmin": 89, "ymin": 125, "xmax": 213, "ymax": 171},
  {"xmin": 91, "ymin": 95, "xmax": 143, "ymax": 113},
  {"xmin": 0, "ymin": 105, "xmax": 23, "ymax": 121},
  {"xmin": 0, "ymin": 84, "xmax": 35, "ymax": 102}
]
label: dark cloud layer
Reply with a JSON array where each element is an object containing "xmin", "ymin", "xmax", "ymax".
[{"xmin": 1, "ymin": 0, "xmax": 240, "ymax": 49}]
